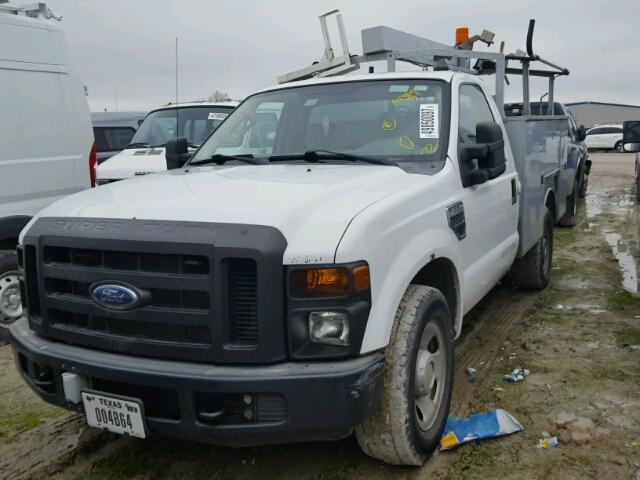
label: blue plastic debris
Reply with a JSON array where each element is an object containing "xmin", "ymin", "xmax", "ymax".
[{"xmin": 440, "ymin": 409, "xmax": 524, "ymax": 450}]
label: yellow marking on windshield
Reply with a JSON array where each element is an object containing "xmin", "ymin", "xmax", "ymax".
[
  {"xmin": 391, "ymin": 88, "xmax": 422, "ymax": 106},
  {"xmin": 399, "ymin": 136, "xmax": 415, "ymax": 150},
  {"xmin": 421, "ymin": 144, "xmax": 436, "ymax": 155},
  {"xmin": 382, "ymin": 118, "xmax": 397, "ymax": 131}
]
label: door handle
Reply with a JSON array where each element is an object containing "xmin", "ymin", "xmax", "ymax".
[{"xmin": 511, "ymin": 178, "xmax": 517, "ymax": 204}]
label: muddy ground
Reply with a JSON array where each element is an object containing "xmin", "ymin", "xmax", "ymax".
[{"xmin": 1, "ymin": 152, "xmax": 638, "ymax": 480}]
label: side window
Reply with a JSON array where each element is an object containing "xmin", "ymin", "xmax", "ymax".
[
  {"xmin": 458, "ymin": 84, "xmax": 495, "ymax": 144},
  {"xmin": 218, "ymin": 102, "xmax": 284, "ymax": 155},
  {"xmin": 568, "ymin": 116, "xmax": 578, "ymax": 140},
  {"xmin": 103, "ymin": 127, "xmax": 136, "ymax": 151},
  {"xmin": 588, "ymin": 127, "xmax": 603, "ymax": 136},
  {"xmin": 93, "ymin": 127, "xmax": 135, "ymax": 152}
]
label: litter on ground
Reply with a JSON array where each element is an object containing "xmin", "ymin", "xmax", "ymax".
[
  {"xmin": 504, "ymin": 368, "xmax": 530, "ymax": 382},
  {"xmin": 538, "ymin": 431, "xmax": 560, "ymax": 449},
  {"xmin": 440, "ymin": 409, "xmax": 524, "ymax": 451}
]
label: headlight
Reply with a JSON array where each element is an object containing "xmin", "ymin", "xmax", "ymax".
[
  {"xmin": 309, "ymin": 311, "xmax": 349, "ymax": 346},
  {"xmin": 287, "ymin": 262, "xmax": 371, "ymax": 359}
]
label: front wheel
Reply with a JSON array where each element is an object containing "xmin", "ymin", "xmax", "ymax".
[
  {"xmin": 0, "ymin": 250, "xmax": 23, "ymax": 328},
  {"xmin": 355, "ymin": 285, "xmax": 454, "ymax": 466},
  {"xmin": 511, "ymin": 208, "xmax": 554, "ymax": 290}
]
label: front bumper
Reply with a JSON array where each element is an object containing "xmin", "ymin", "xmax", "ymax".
[{"xmin": 10, "ymin": 318, "xmax": 384, "ymax": 446}]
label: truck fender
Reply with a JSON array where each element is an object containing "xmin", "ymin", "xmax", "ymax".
[{"xmin": 358, "ymin": 228, "xmax": 465, "ymax": 353}]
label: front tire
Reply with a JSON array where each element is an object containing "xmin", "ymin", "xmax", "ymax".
[
  {"xmin": 355, "ymin": 285, "xmax": 454, "ymax": 466},
  {"xmin": 511, "ymin": 208, "xmax": 554, "ymax": 290},
  {"xmin": 0, "ymin": 250, "xmax": 23, "ymax": 329}
]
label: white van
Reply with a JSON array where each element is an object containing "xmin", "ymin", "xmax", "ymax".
[
  {"xmin": 96, "ymin": 101, "xmax": 238, "ymax": 184},
  {"xmin": 0, "ymin": 2, "xmax": 94, "ymax": 327}
]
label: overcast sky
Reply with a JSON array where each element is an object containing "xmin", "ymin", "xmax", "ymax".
[{"xmin": 46, "ymin": 0, "xmax": 640, "ymax": 112}]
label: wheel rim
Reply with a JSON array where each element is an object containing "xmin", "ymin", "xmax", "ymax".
[
  {"xmin": 0, "ymin": 270, "xmax": 23, "ymax": 326},
  {"xmin": 414, "ymin": 321, "xmax": 446, "ymax": 431}
]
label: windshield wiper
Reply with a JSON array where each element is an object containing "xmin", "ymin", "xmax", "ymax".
[
  {"xmin": 189, "ymin": 153, "xmax": 267, "ymax": 166},
  {"xmin": 126, "ymin": 142, "xmax": 150, "ymax": 149},
  {"xmin": 269, "ymin": 150, "xmax": 397, "ymax": 166}
]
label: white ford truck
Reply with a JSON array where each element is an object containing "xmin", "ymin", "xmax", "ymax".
[{"xmin": 12, "ymin": 15, "xmax": 574, "ymax": 465}]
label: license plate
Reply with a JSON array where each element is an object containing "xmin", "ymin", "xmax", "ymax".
[{"xmin": 81, "ymin": 391, "xmax": 147, "ymax": 438}]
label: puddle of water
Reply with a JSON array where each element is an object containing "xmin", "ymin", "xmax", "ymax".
[
  {"xmin": 604, "ymin": 232, "xmax": 639, "ymax": 293},
  {"xmin": 586, "ymin": 195, "xmax": 603, "ymax": 217}
]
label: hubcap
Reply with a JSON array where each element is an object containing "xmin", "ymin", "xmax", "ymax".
[
  {"xmin": 0, "ymin": 270, "xmax": 23, "ymax": 326},
  {"xmin": 414, "ymin": 321, "xmax": 446, "ymax": 431}
]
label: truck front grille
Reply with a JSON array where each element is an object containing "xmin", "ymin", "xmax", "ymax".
[
  {"xmin": 20, "ymin": 218, "xmax": 288, "ymax": 364},
  {"xmin": 48, "ymin": 308, "xmax": 213, "ymax": 345}
]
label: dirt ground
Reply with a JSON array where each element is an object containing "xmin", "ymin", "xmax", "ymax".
[{"xmin": 1, "ymin": 152, "xmax": 639, "ymax": 480}]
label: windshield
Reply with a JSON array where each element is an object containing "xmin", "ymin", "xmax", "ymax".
[
  {"xmin": 192, "ymin": 80, "xmax": 448, "ymax": 168},
  {"xmin": 129, "ymin": 106, "xmax": 233, "ymax": 148}
]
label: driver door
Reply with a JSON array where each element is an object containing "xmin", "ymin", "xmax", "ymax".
[{"xmin": 456, "ymin": 83, "xmax": 519, "ymax": 306}]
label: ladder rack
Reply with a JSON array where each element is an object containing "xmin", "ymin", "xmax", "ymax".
[
  {"xmin": 0, "ymin": 1, "xmax": 61, "ymax": 20},
  {"xmin": 278, "ymin": 11, "xmax": 569, "ymax": 119}
]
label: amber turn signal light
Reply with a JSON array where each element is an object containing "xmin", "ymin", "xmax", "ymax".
[
  {"xmin": 290, "ymin": 265, "xmax": 371, "ymax": 298},
  {"xmin": 352, "ymin": 265, "xmax": 370, "ymax": 293},
  {"xmin": 290, "ymin": 267, "xmax": 349, "ymax": 297}
]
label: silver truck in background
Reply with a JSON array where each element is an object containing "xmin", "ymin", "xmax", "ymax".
[{"xmin": 622, "ymin": 120, "xmax": 640, "ymax": 201}]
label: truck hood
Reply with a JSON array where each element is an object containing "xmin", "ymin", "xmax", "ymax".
[
  {"xmin": 96, "ymin": 147, "xmax": 174, "ymax": 181},
  {"xmin": 30, "ymin": 164, "xmax": 424, "ymax": 264}
]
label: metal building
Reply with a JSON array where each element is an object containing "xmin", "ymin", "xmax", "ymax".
[{"xmin": 565, "ymin": 101, "xmax": 640, "ymax": 128}]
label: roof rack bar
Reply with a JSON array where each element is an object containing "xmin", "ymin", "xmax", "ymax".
[
  {"xmin": 278, "ymin": 12, "xmax": 569, "ymax": 120},
  {"xmin": 0, "ymin": 2, "xmax": 61, "ymax": 19}
]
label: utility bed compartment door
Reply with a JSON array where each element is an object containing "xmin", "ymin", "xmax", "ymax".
[{"xmin": 503, "ymin": 116, "xmax": 570, "ymax": 255}]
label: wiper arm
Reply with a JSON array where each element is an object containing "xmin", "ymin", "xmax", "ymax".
[
  {"xmin": 189, "ymin": 153, "xmax": 266, "ymax": 166},
  {"xmin": 126, "ymin": 142, "xmax": 150, "ymax": 148},
  {"xmin": 269, "ymin": 150, "xmax": 397, "ymax": 166}
]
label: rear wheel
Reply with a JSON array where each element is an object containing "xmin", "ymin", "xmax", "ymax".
[
  {"xmin": 0, "ymin": 250, "xmax": 22, "ymax": 329},
  {"xmin": 355, "ymin": 285, "xmax": 454, "ymax": 466},
  {"xmin": 511, "ymin": 208, "xmax": 553, "ymax": 290},
  {"xmin": 615, "ymin": 141, "xmax": 624, "ymax": 152},
  {"xmin": 559, "ymin": 179, "xmax": 578, "ymax": 227}
]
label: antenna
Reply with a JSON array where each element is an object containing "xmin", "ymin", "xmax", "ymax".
[{"xmin": 175, "ymin": 37, "xmax": 179, "ymax": 140}]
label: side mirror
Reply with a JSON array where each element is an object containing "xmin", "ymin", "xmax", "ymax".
[
  {"xmin": 623, "ymin": 121, "xmax": 640, "ymax": 152},
  {"xmin": 165, "ymin": 137, "xmax": 191, "ymax": 170},
  {"xmin": 578, "ymin": 125, "xmax": 587, "ymax": 142},
  {"xmin": 459, "ymin": 121, "xmax": 506, "ymax": 187}
]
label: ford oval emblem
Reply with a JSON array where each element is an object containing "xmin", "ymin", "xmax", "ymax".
[{"xmin": 91, "ymin": 283, "xmax": 140, "ymax": 310}]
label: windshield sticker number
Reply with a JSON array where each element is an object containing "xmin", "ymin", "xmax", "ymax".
[
  {"xmin": 419, "ymin": 104, "xmax": 439, "ymax": 139},
  {"xmin": 208, "ymin": 112, "xmax": 228, "ymax": 121}
]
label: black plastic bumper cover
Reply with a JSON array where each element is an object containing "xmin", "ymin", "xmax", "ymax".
[{"xmin": 10, "ymin": 318, "xmax": 384, "ymax": 446}]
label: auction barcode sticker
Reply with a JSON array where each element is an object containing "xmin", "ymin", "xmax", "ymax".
[
  {"xmin": 419, "ymin": 104, "xmax": 439, "ymax": 139},
  {"xmin": 208, "ymin": 112, "xmax": 229, "ymax": 121}
]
